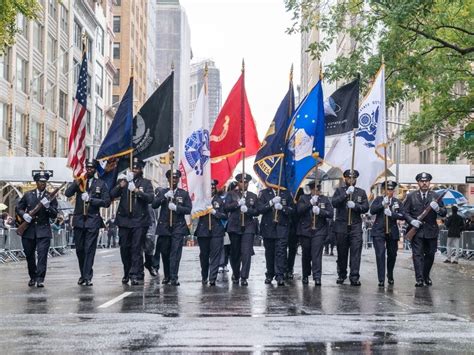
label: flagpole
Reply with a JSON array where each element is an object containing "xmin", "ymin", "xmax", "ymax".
[
  {"xmin": 348, "ymin": 128, "xmax": 357, "ymax": 226},
  {"xmin": 202, "ymin": 63, "xmax": 212, "ymax": 231},
  {"xmin": 129, "ymin": 69, "xmax": 134, "ymax": 214},
  {"xmin": 240, "ymin": 59, "xmax": 246, "ymax": 228},
  {"xmin": 381, "ymin": 56, "xmax": 389, "ymax": 234},
  {"xmin": 81, "ymin": 35, "xmax": 88, "ymax": 217}
]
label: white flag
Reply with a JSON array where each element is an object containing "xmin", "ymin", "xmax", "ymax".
[
  {"xmin": 179, "ymin": 75, "xmax": 211, "ymax": 218},
  {"xmin": 325, "ymin": 65, "xmax": 390, "ymax": 194}
]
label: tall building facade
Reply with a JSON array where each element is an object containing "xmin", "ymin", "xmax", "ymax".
[
  {"xmin": 189, "ymin": 59, "xmax": 222, "ymax": 130},
  {"xmin": 155, "ymin": 0, "xmax": 191, "ymax": 161}
]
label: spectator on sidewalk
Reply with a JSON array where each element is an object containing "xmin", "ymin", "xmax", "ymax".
[{"xmin": 444, "ymin": 206, "xmax": 464, "ymax": 264}]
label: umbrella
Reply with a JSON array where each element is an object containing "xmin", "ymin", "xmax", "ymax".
[
  {"xmin": 436, "ymin": 188, "xmax": 468, "ymax": 206},
  {"xmin": 0, "ymin": 203, "xmax": 7, "ymax": 210}
]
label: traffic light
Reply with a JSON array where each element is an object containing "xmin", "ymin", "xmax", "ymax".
[{"xmin": 169, "ymin": 149, "xmax": 175, "ymax": 165}]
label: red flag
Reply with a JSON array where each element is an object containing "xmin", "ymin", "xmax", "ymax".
[{"xmin": 210, "ymin": 73, "xmax": 260, "ymax": 188}]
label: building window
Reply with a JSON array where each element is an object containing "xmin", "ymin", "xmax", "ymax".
[
  {"xmin": 113, "ymin": 42, "xmax": 120, "ymax": 59},
  {"xmin": 113, "ymin": 0, "xmax": 121, "ymax": 5},
  {"xmin": 47, "ymin": 35, "xmax": 57, "ymax": 63},
  {"xmin": 47, "ymin": 129, "xmax": 56, "ymax": 156},
  {"xmin": 32, "ymin": 69, "xmax": 44, "ymax": 104},
  {"xmin": 58, "ymin": 135, "xmax": 65, "ymax": 157},
  {"xmin": 48, "ymin": 0, "xmax": 57, "ymax": 19},
  {"xmin": 31, "ymin": 121, "xmax": 41, "ymax": 153},
  {"xmin": 87, "ymin": 74, "xmax": 92, "ymax": 96},
  {"xmin": 32, "ymin": 22, "xmax": 44, "ymax": 53},
  {"xmin": 0, "ymin": 103, "xmax": 8, "ymax": 140},
  {"xmin": 74, "ymin": 21, "xmax": 82, "ymax": 48},
  {"xmin": 0, "ymin": 51, "xmax": 10, "ymax": 81},
  {"xmin": 16, "ymin": 57, "xmax": 27, "ymax": 92},
  {"xmin": 113, "ymin": 16, "xmax": 121, "ymax": 33},
  {"xmin": 59, "ymin": 91, "xmax": 67, "ymax": 119},
  {"xmin": 96, "ymin": 27, "xmax": 104, "ymax": 55},
  {"xmin": 95, "ymin": 106, "xmax": 103, "ymax": 139},
  {"xmin": 73, "ymin": 58, "xmax": 79, "ymax": 85},
  {"xmin": 46, "ymin": 80, "xmax": 55, "ymax": 111},
  {"xmin": 59, "ymin": 46, "xmax": 68, "ymax": 74},
  {"xmin": 17, "ymin": 14, "xmax": 28, "ymax": 36},
  {"xmin": 96, "ymin": 64, "xmax": 103, "ymax": 97},
  {"xmin": 15, "ymin": 112, "xmax": 27, "ymax": 148},
  {"xmin": 112, "ymin": 95, "xmax": 120, "ymax": 104},
  {"xmin": 113, "ymin": 69, "xmax": 120, "ymax": 86},
  {"xmin": 60, "ymin": 4, "xmax": 68, "ymax": 32},
  {"xmin": 86, "ymin": 110, "xmax": 91, "ymax": 134}
]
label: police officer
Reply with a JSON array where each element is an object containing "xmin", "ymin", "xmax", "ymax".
[
  {"xmin": 65, "ymin": 159, "xmax": 111, "ymax": 286},
  {"xmin": 225, "ymin": 173, "xmax": 258, "ymax": 286},
  {"xmin": 16, "ymin": 171, "xmax": 58, "ymax": 287},
  {"xmin": 296, "ymin": 181, "xmax": 334, "ymax": 286},
  {"xmin": 286, "ymin": 187, "xmax": 303, "ymax": 279},
  {"xmin": 369, "ymin": 181, "xmax": 405, "ymax": 287},
  {"xmin": 403, "ymin": 172, "xmax": 446, "ymax": 287},
  {"xmin": 110, "ymin": 158, "xmax": 154, "ymax": 285},
  {"xmin": 257, "ymin": 185, "xmax": 294, "ymax": 286},
  {"xmin": 194, "ymin": 179, "xmax": 226, "ymax": 286},
  {"xmin": 332, "ymin": 169, "xmax": 369, "ymax": 286},
  {"xmin": 152, "ymin": 169, "xmax": 192, "ymax": 286}
]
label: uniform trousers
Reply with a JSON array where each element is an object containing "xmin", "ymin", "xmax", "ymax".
[
  {"xmin": 300, "ymin": 235, "xmax": 325, "ymax": 279},
  {"xmin": 336, "ymin": 224, "xmax": 363, "ymax": 282},
  {"xmin": 198, "ymin": 237, "xmax": 224, "ymax": 282},
  {"xmin": 372, "ymin": 235, "xmax": 398, "ymax": 282},
  {"xmin": 263, "ymin": 237, "xmax": 287, "ymax": 281},
  {"xmin": 74, "ymin": 227, "xmax": 99, "ymax": 281},
  {"xmin": 287, "ymin": 231, "xmax": 298, "ymax": 273},
  {"xmin": 22, "ymin": 237, "xmax": 50, "ymax": 282},
  {"xmin": 169, "ymin": 234, "xmax": 185, "ymax": 282},
  {"xmin": 153, "ymin": 235, "xmax": 171, "ymax": 279},
  {"xmin": 119, "ymin": 227, "xmax": 146, "ymax": 279},
  {"xmin": 229, "ymin": 232, "xmax": 254, "ymax": 280},
  {"xmin": 411, "ymin": 235, "xmax": 437, "ymax": 281}
]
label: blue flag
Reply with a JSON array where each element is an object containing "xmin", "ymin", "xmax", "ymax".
[
  {"xmin": 283, "ymin": 81, "xmax": 325, "ymax": 197},
  {"xmin": 96, "ymin": 78, "xmax": 133, "ymax": 160},
  {"xmin": 253, "ymin": 82, "xmax": 295, "ymax": 188}
]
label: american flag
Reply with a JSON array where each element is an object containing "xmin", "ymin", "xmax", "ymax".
[{"xmin": 67, "ymin": 52, "xmax": 88, "ymax": 178}]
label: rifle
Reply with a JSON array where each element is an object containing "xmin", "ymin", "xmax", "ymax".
[
  {"xmin": 404, "ymin": 190, "xmax": 446, "ymax": 242},
  {"xmin": 16, "ymin": 182, "xmax": 67, "ymax": 237}
]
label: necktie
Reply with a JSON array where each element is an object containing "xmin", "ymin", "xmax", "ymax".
[{"xmin": 422, "ymin": 193, "xmax": 427, "ymax": 203}]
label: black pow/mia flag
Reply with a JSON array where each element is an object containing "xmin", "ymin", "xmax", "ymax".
[{"xmin": 324, "ymin": 79, "xmax": 359, "ymax": 136}]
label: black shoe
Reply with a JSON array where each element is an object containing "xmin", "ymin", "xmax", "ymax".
[
  {"xmin": 350, "ymin": 280, "xmax": 361, "ymax": 286},
  {"xmin": 147, "ymin": 267, "xmax": 158, "ymax": 277},
  {"xmin": 302, "ymin": 277, "xmax": 309, "ymax": 285},
  {"xmin": 443, "ymin": 259, "xmax": 451, "ymax": 263},
  {"xmin": 232, "ymin": 275, "xmax": 239, "ymax": 284},
  {"xmin": 287, "ymin": 272, "xmax": 294, "ymax": 280},
  {"xmin": 131, "ymin": 279, "xmax": 140, "ymax": 286},
  {"xmin": 241, "ymin": 279, "xmax": 248, "ymax": 286},
  {"xmin": 330, "ymin": 251, "xmax": 334, "ymax": 256},
  {"xmin": 277, "ymin": 280, "xmax": 285, "ymax": 287},
  {"xmin": 161, "ymin": 278, "xmax": 170, "ymax": 285},
  {"xmin": 85, "ymin": 280, "xmax": 93, "ymax": 286},
  {"xmin": 336, "ymin": 277, "xmax": 345, "ymax": 284},
  {"xmin": 314, "ymin": 279, "xmax": 321, "ymax": 286},
  {"xmin": 264, "ymin": 278, "xmax": 272, "ymax": 284},
  {"xmin": 36, "ymin": 282, "xmax": 44, "ymax": 288},
  {"xmin": 202, "ymin": 279, "xmax": 208, "ymax": 285},
  {"xmin": 452, "ymin": 261, "xmax": 458, "ymax": 264},
  {"xmin": 209, "ymin": 280, "xmax": 216, "ymax": 286},
  {"xmin": 415, "ymin": 280, "xmax": 424, "ymax": 287},
  {"xmin": 171, "ymin": 280, "xmax": 180, "ymax": 286},
  {"xmin": 77, "ymin": 277, "xmax": 85, "ymax": 285},
  {"xmin": 28, "ymin": 279, "xmax": 36, "ymax": 287},
  {"xmin": 378, "ymin": 281, "xmax": 384, "ymax": 287},
  {"xmin": 388, "ymin": 278, "xmax": 394, "ymax": 285},
  {"xmin": 122, "ymin": 276, "xmax": 129, "ymax": 284},
  {"xmin": 424, "ymin": 278, "xmax": 432, "ymax": 286}
]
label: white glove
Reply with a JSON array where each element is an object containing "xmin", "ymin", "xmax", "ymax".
[
  {"xmin": 272, "ymin": 196, "xmax": 281, "ymax": 204},
  {"xmin": 126, "ymin": 171, "xmax": 134, "ymax": 182},
  {"xmin": 210, "ymin": 208, "xmax": 217, "ymax": 215},
  {"xmin": 430, "ymin": 201, "xmax": 440, "ymax": 212},
  {"xmin": 312, "ymin": 206, "xmax": 320, "ymax": 215},
  {"xmin": 384, "ymin": 208, "xmax": 392, "ymax": 217},
  {"xmin": 168, "ymin": 202, "xmax": 177, "ymax": 211},
  {"xmin": 128, "ymin": 182, "xmax": 136, "ymax": 192},
  {"xmin": 346, "ymin": 200, "xmax": 355, "ymax": 209},
  {"xmin": 274, "ymin": 203, "xmax": 283, "ymax": 210},
  {"xmin": 310, "ymin": 195, "xmax": 319, "ymax": 205},
  {"xmin": 410, "ymin": 219, "xmax": 422, "ymax": 228},
  {"xmin": 383, "ymin": 196, "xmax": 390, "ymax": 206},
  {"xmin": 268, "ymin": 199, "xmax": 274, "ymax": 207},
  {"xmin": 164, "ymin": 190, "xmax": 174, "ymax": 199},
  {"xmin": 238, "ymin": 198, "xmax": 246, "ymax": 206},
  {"xmin": 240, "ymin": 205, "xmax": 248, "ymax": 213},
  {"xmin": 22, "ymin": 213, "xmax": 32, "ymax": 223},
  {"xmin": 346, "ymin": 186, "xmax": 355, "ymax": 195},
  {"xmin": 117, "ymin": 173, "xmax": 127, "ymax": 181},
  {"xmin": 81, "ymin": 192, "xmax": 90, "ymax": 202},
  {"xmin": 40, "ymin": 197, "xmax": 50, "ymax": 208}
]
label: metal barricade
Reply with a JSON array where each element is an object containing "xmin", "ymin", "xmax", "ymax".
[
  {"xmin": 460, "ymin": 231, "xmax": 474, "ymax": 259},
  {"xmin": 438, "ymin": 230, "xmax": 448, "ymax": 254},
  {"xmin": 6, "ymin": 228, "xmax": 24, "ymax": 261},
  {"xmin": 0, "ymin": 229, "xmax": 6, "ymax": 263}
]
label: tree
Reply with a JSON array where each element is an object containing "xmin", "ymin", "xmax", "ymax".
[
  {"xmin": 0, "ymin": 0, "xmax": 40, "ymax": 52},
  {"xmin": 285, "ymin": 0, "xmax": 473, "ymax": 161}
]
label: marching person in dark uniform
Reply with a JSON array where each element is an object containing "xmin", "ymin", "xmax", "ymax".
[
  {"xmin": 257, "ymin": 185, "xmax": 294, "ymax": 286},
  {"xmin": 369, "ymin": 181, "xmax": 405, "ymax": 287},
  {"xmin": 152, "ymin": 169, "xmax": 192, "ymax": 286},
  {"xmin": 16, "ymin": 171, "xmax": 58, "ymax": 287},
  {"xmin": 286, "ymin": 187, "xmax": 303, "ymax": 280},
  {"xmin": 331, "ymin": 169, "xmax": 369, "ymax": 286},
  {"xmin": 110, "ymin": 158, "xmax": 154, "ymax": 285},
  {"xmin": 402, "ymin": 172, "xmax": 447, "ymax": 287},
  {"xmin": 65, "ymin": 159, "xmax": 111, "ymax": 286},
  {"xmin": 194, "ymin": 179, "xmax": 226, "ymax": 286},
  {"xmin": 296, "ymin": 181, "xmax": 334, "ymax": 286},
  {"xmin": 225, "ymin": 173, "xmax": 259, "ymax": 286}
]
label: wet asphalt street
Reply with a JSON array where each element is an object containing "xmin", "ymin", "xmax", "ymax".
[{"xmin": 0, "ymin": 246, "xmax": 473, "ymax": 353}]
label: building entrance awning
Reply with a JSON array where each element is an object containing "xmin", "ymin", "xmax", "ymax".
[
  {"xmin": 0, "ymin": 157, "xmax": 73, "ymax": 183},
  {"xmin": 388, "ymin": 164, "xmax": 471, "ymax": 185}
]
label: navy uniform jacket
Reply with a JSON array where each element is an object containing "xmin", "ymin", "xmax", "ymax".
[
  {"xmin": 152, "ymin": 187, "xmax": 192, "ymax": 236},
  {"xmin": 64, "ymin": 178, "xmax": 111, "ymax": 229},
  {"xmin": 194, "ymin": 195, "xmax": 226, "ymax": 238},
  {"xmin": 296, "ymin": 194, "xmax": 334, "ymax": 237},
  {"xmin": 16, "ymin": 189, "xmax": 58, "ymax": 239},
  {"xmin": 257, "ymin": 188, "xmax": 294, "ymax": 239},
  {"xmin": 110, "ymin": 176, "xmax": 154, "ymax": 228},
  {"xmin": 225, "ymin": 190, "xmax": 259, "ymax": 234},
  {"xmin": 402, "ymin": 190, "xmax": 447, "ymax": 239},
  {"xmin": 369, "ymin": 196, "xmax": 405, "ymax": 239},
  {"xmin": 332, "ymin": 185, "xmax": 369, "ymax": 233}
]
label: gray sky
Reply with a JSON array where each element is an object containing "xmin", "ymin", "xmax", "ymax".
[{"xmin": 179, "ymin": 0, "xmax": 301, "ymax": 140}]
